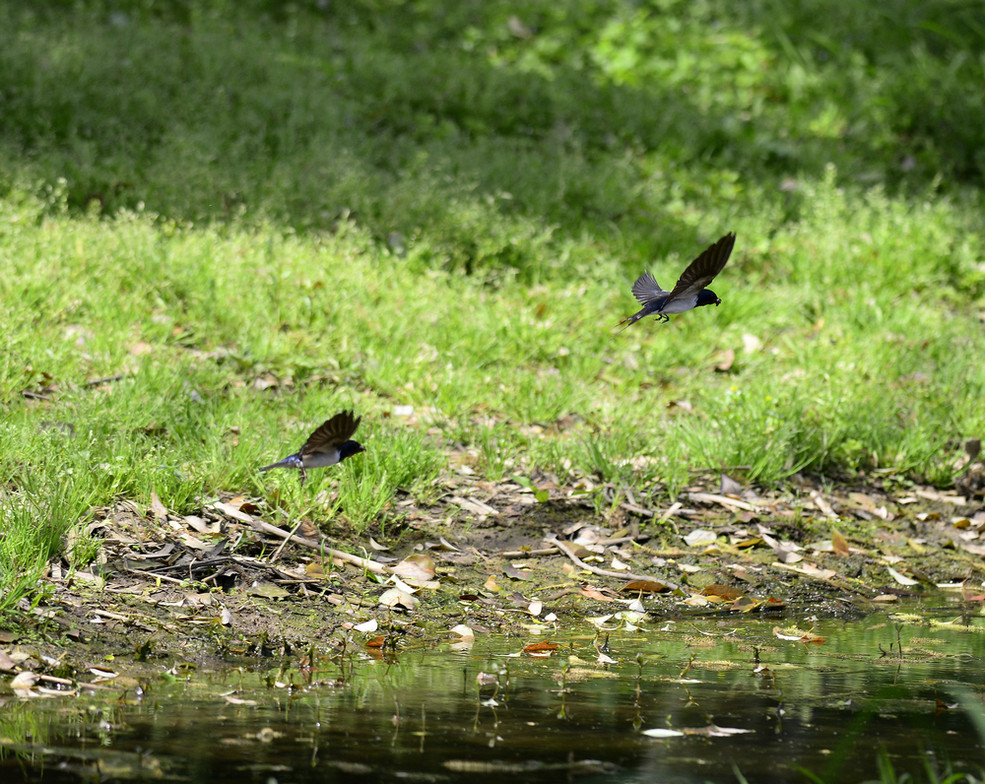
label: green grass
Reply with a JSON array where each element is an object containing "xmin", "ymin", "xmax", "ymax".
[{"xmin": 1, "ymin": 0, "xmax": 985, "ymax": 616}]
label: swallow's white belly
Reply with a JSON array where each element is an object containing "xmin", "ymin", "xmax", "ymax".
[
  {"xmin": 303, "ymin": 451, "xmax": 342, "ymax": 468},
  {"xmin": 659, "ymin": 295, "xmax": 698, "ymax": 314}
]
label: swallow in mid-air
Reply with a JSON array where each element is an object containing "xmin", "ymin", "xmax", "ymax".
[
  {"xmin": 618, "ymin": 232, "xmax": 735, "ymax": 330},
  {"xmin": 259, "ymin": 410, "xmax": 365, "ymax": 486}
]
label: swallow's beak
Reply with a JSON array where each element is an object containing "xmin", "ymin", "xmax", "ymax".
[{"xmin": 715, "ymin": 297, "xmax": 722, "ymax": 306}]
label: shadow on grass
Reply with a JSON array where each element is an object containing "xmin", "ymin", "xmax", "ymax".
[{"xmin": 1, "ymin": 0, "xmax": 983, "ymax": 277}]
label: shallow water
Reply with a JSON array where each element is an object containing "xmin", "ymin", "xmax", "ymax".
[{"xmin": 3, "ymin": 607, "xmax": 984, "ymax": 783}]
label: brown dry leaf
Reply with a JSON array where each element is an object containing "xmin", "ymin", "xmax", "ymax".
[
  {"xmin": 305, "ymin": 561, "xmax": 327, "ymax": 578},
  {"xmin": 712, "ymin": 349, "xmax": 735, "ymax": 372},
  {"xmin": 522, "ymin": 641, "xmax": 559, "ymax": 655},
  {"xmin": 149, "ymin": 491, "xmax": 168, "ymax": 522},
  {"xmin": 702, "ymin": 584, "xmax": 743, "ymax": 601},
  {"xmin": 504, "ymin": 563, "xmax": 532, "ymax": 581},
  {"xmin": 391, "ymin": 553, "xmax": 436, "ymax": 583},
  {"xmin": 848, "ymin": 492, "xmax": 891, "ymax": 520},
  {"xmin": 580, "ymin": 585, "xmax": 615, "ymax": 601},
  {"xmin": 732, "ymin": 596, "xmax": 762, "ymax": 612},
  {"xmin": 620, "ymin": 580, "xmax": 669, "ymax": 594},
  {"xmin": 831, "ymin": 529, "xmax": 850, "ymax": 556}
]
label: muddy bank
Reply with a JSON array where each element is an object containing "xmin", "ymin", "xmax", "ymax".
[{"xmin": 5, "ymin": 469, "xmax": 983, "ymax": 678}]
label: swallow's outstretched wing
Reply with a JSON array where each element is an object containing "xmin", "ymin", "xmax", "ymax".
[
  {"xmin": 301, "ymin": 410, "xmax": 361, "ymax": 458},
  {"xmin": 661, "ymin": 232, "xmax": 735, "ymax": 310}
]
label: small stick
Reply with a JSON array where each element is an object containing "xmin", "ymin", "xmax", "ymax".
[
  {"xmin": 547, "ymin": 535, "xmax": 679, "ymax": 591},
  {"xmin": 249, "ymin": 517, "xmax": 391, "ymax": 576}
]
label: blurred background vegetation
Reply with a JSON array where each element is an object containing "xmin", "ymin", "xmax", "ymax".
[{"xmin": 3, "ymin": 0, "xmax": 984, "ymax": 277}]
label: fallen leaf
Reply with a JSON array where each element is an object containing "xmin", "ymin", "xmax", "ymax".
[
  {"xmin": 742, "ymin": 333, "xmax": 763, "ymax": 353},
  {"xmin": 732, "ymin": 596, "xmax": 762, "ymax": 613},
  {"xmin": 643, "ymin": 728, "xmax": 685, "ymax": 739},
  {"xmin": 391, "ymin": 554, "xmax": 436, "ymax": 583},
  {"xmin": 224, "ymin": 695, "xmax": 257, "ymax": 706},
  {"xmin": 702, "ymin": 584, "xmax": 743, "ymax": 601},
  {"xmin": 684, "ymin": 529, "xmax": 717, "ymax": 547},
  {"xmin": 580, "ymin": 585, "xmax": 615, "ymax": 601},
  {"xmin": 11, "ymin": 672, "xmax": 39, "ymax": 689},
  {"xmin": 149, "ymin": 491, "xmax": 168, "ymax": 521},
  {"xmin": 620, "ymin": 580, "xmax": 669, "ymax": 594},
  {"xmin": 522, "ymin": 641, "xmax": 558, "ymax": 655},
  {"xmin": 712, "ymin": 349, "xmax": 735, "ymax": 372},
  {"xmin": 379, "ymin": 587, "xmax": 419, "ymax": 609},
  {"xmin": 886, "ymin": 566, "xmax": 919, "ymax": 586},
  {"xmin": 832, "ymin": 529, "xmax": 850, "ymax": 556}
]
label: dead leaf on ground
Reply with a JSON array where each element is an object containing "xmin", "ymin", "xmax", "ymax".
[
  {"xmin": 620, "ymin": 580, "xmax": 670, "ymax": 594},
  {"xmin": 149, "ymin": 491, "xmax": 168, "ymax": 521},
  {"xmin": 887, "ymin": 566, "xmax": 919, "ymax": 586},
  {"xmin": 379, "ymin": 587, "xmax": 419, "ymax": 610},
  {"xmin": 390, "ymin": 553, "xmax": 436, "ymax": 583},
  {"xmin": 522, "ymin": 641, "xmax": 558, "ymax": 655},
  {"xmin": 702, "ymin": 584, "xmax": 743, "ymax": 601},
  {"xmin": 580, "ymin": 585, "xmax": 616, "ymax": 601},
  {"xmin": 712, "ymin": 349, "xmax": 735, "ymax": 372}
]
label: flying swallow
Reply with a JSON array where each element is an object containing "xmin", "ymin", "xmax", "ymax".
[
  {"xmin": 618, "ymin": 232, "xmax": 735, "ymax": 330},
  {"xmin": 259, "ymin": 410, "xmax": 365, "ymax": 486}
]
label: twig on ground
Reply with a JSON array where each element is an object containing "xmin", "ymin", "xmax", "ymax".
[
  {"xmin": 249, "ymin": 517, "xmax": 391, "ymax": 576},
  {"xmin": 547, "ymin": 535, "xmax": 679, "ymax": 591},
  {"xmin": 82, "ymin": 374, "xmax": 127, "ymax": 388}
]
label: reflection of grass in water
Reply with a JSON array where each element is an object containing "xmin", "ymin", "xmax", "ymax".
[{"xmin": 776, "ymin": 686, "xmax": 985, "ymax": 784}]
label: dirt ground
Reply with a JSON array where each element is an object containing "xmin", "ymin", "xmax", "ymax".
[{"xmin": 6, "ymin": 460, "xmax": 984, "ymax": 679}]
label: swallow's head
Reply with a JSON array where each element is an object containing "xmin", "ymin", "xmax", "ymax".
[
  {"xmin": 339, "ymin": 440, "xmax": 366, "ymax": 461},
  {"xmin": 697, "ymin": 289, "xmax": 721, "ymax": 308}
]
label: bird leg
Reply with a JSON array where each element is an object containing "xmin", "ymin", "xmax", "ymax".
[{"xmin": 298, "ymin": 466, "xmax": 307, "ymax": 487}]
